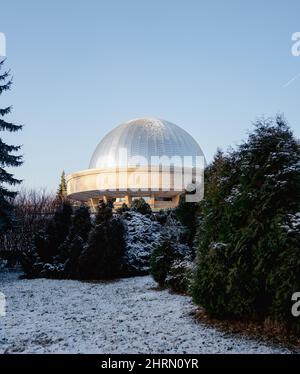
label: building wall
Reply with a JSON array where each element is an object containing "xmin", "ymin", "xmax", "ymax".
[{"xmin": 66, "ymin": 166, "xmax": 189, "ymax": 210}]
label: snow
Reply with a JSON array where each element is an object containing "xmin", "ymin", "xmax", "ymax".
[
  {"xmin": 281, "ymin": 213, "xmax": 300, "ymax": 234},
  {"xmin": 225, "ymin": 186, "xmax": 241, "ymax": 204},
  {"xmin": 0, "ymin": 270, "xmax": 291, "ymax": 354},
  {"xmin": 211, "ymin": 242, "xmax": 228, "ymax": 250}
]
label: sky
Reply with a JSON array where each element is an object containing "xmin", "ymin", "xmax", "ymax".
[{"xmin": 0, "ymin": 0, "xmax": 300, "ymax": 191}]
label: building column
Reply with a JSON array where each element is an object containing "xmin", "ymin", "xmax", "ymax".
[
  {"xmin": 125, "ymin": 194, "xmax": 132, "ymax": 207},
  {"xmin": 149, "ymin": 194, "xmax": 155, "ymax": 209},
  {"xmin": 172, "ymin": 194, "xmax": 181, "ymax": 206}
]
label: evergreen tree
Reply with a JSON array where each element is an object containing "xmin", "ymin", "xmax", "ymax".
[
  {"xmin": 95, "ymin": 199, "xmax": 113, "ymax": 224},
  {"xmin": 131, "ymin": 197, "xmax": 152, "ymax": 215},
  {"xmin": 56, "ymin": 170, "xmax": 67, "ymax": 203},
  {"xmin": 63, "ymin": 235, "xmax": 85, "ymax": 279},
  {"xmin": 116, "ymin": 202, "xmax": 129, "ymax": 215},
  {"xmin": 0, "ymin": 59, "xmax": 23, "ymax": 234},
  {"xmin": 174, "ymin": 195, "xmax": 199, "ymax": 247},
  {"xmin": 78, "ymin": 215, "xmax": 125, "ymax": 280},
  {"xmin": 68, "ymin": 205, "xmax": 91, "ymax": 241},
  {"xmin": 192, "ymin": 116, "xmax": 300, "ymax": 334},
  {"xmin": 35, "ymin": 201, "xmax": 73, "ymax": 262},
  {"xmin": 56, "ymin": 204, "xmax": 91, "ymax": 265}
]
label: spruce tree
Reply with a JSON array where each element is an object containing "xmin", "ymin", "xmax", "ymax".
[
  {"xmin": 0, "ymin": 59, "xmax": 23, "ymax": 235},
  {"xmin": 56, "ymin": 170, "xmax": 67, "ymax": 203}
]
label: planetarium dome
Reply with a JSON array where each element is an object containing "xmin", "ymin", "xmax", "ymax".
[
  {"xmin": 89, "ymin": 118, "xmax": 203, "ymax": 169},
  {"xmin": 67, "ymin": 117, "xmax": 204, "ymax": 210}
]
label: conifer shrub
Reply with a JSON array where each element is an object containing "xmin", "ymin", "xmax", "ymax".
[
  {"xmin": 116, "ymin": 203, "xmax": 130, "ymax": 215},
  {"xmin": 19, "ymin": 246, "xmax": 40, "ymax": 278},
  {"xmin": 150, "ymin": 239, "xmax": 175, "ymax": 287},
  {"xmin": 131, "ymin": 198, "xmax": 152, "ymax": 215},
  {"xmin": 86, "ymin": 200, "xmax": 126, "ymax": 278},
  {"xmin": 95, "ymin": 199, "xmax": 113, "ymax": 224},
  {"xmin": 155, "ymin": 209, "xmax": 169, "ymax": 225},
  {"xmin": 20, "ymin": 198, "xmax": 152, "ymax": 280},
  {"xmin": 78, "ymin": 216, "xmax": 125, "ymax": 279},
  {"xmin": 20, "ymin": 201, "xmax": 73, "ymax": 277},
  {"xmin": 192, "ymin": 116, "xmax": 300, "ymax": 334},
  {"xmin": 166, "ymin": 259, "xmax": 193, "ymax": 294},
  {"xmin": 68, "ymin": 205, "xmax": 91, "ymax": 242},
  {"xmin": 150, "ymin": 237, "xmax": 192, "ymax": 293},
  {"xmin": 120, "ymin": 210, "xmax": 162, "ymax": 276},
  {"xmin": 63, "ymin": 235, "xmax": 85, "ymax": 279},
  {"xmin": 36, "ymin": 202, "xmax": 73, "ymax": 260},
  {"xmin": 150, "ymin": 214, "xmax": 193, "ymax": 293},
  {"xmin": 58, "ymin": 205, "xmax": 91, "ymax": 277},
  {"xmin": 174, "ymin": 197, "xmax": 199, "ymax": 247}
]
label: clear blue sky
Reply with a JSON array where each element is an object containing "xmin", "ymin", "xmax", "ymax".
[{"xmin": 1, "ymin": 0, "xmax": 300, "ymax": 191}]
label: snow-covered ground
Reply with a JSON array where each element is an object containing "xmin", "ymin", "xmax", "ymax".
[{"xmin": 0, "ymin": 270, "xmax": 291, "ymax": 354}]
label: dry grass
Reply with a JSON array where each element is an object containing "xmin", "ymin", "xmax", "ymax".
[{"xmin": 193, "ymin": 308, "xmax": 300, "ymax": 353}]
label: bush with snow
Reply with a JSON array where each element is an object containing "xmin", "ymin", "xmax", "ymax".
[
  {"xmin": 120, "ymin": 210, "xmax": 162, "ymax": 276},
  {"xmin": 20, "ymin": 201, "xmax": 179, "ymax": 279},
  {"xmin": 150, "ymin": 214, "xmax": 193, "ymax": 293},
  {"xmin": 20, "ymin": 201, "xmax": 73, "ymax": 278},
  {"xmin": 192, "ymin": 116, "xmax": 300, "ymax": 335},
  {"xmin": 150, "ymin": 240, "xmax": 193, "ymax": 293},
  {"xmin": 166, "ymin": 259, "xmax": 194, "ymax": 294},
  {"xmin": 21, "ymin": 201, "xmax": 126, "ymax": 280},
  {"xmin": 174, "ymin": 197, "xmax": 199, "ymax": 247}
]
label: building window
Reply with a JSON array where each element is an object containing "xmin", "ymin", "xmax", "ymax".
[
  {"xmin": 155, "ymin": 197, "xmax": 173, "ymax": 202},
  {"xmin": 116, "ymin": 197, "xmax": 126, "ymax": 203}
]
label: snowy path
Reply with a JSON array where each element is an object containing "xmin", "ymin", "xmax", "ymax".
[{"xmin": 0, "ymin": 270, "xmax": 290, "ymax": 354}]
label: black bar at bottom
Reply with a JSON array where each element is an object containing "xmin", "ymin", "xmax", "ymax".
[{"xmin": 0, "ymin": 354, "xmax": 299, "ymax": 370}]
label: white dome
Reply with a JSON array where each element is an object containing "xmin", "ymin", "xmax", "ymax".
[{"xmin": 89, "ymin": 117, "xmax": 203, "ymax": 169}]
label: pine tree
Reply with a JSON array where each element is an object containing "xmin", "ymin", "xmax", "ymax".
[
  {"xmin": 0, "ymin": 59, "xmax": 23, "ymax": 235},
  {"xmin": 56, "ymin": 170, "xmax": 67, "ymax": 203}
]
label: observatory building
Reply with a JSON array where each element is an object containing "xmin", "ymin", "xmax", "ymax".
[{"xmin": 66, "ymin": 118, "xmax": 204, "ymax": 211}]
